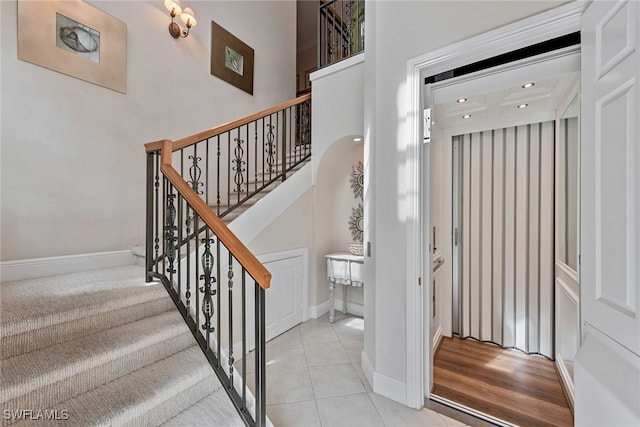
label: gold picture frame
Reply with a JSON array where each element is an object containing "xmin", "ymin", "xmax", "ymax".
[
  {"xmin": 17, "ymin": 0, "xmax": 127, "ymax": 93},
  {"xmin": 211, "ymin": 21, "xmax": 254, "ymax": 95}
]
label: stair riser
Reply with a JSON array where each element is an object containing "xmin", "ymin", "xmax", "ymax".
[
  {"xmin": 8, "ymin": 348, "xmax": 220, "ymax": 427},
  {"xmin": 2, "ymin": 332, "xmax": 195, "ymax": 426},
  {"xmin": 125, "ymin": 378, "xmax": 216, "ymax": 427},
  {"xmin": 2, "ymin": 298, "xmax": 174, "ymax": 359}
]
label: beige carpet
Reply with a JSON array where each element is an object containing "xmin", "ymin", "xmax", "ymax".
[{"xmin": 0, "ymin": 265, "xmax": 242, "ymax": 426}]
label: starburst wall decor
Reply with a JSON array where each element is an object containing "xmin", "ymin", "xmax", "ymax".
[{"xmin": 348, "ymin": 161, "xmax": 364, "ymax": 255}]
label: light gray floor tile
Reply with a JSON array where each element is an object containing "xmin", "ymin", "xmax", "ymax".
[
  {"xmin": 304, "ymin": 341, "xmax": 349, "ymax": 366},
  {"xmin": 265, "ymin": 344, "xmax": 307, "ymax": 372},
  {"xmin": 369, "ymin": 392, "xmax": 448, "ymax": 427},
  {"xmin": 352, "ymin": 359, "xmax": 373, "ymax": 392},
  {"xmin": 309, "ymin": 362, "xmax": 364, "ymax": 398},
  {"xmin": 247, "ymin": 368, "xmax": 315, "ymax": 405},
  {"xmin": 267, "ymin": 326, "xmax": 303, "ymax": 348},
  {"xmin": 267, "ymin": 399, "xmax": 321, "ymax": 427},
  {"xmin": 344, "ymin": 345, "xmax": 363, "ymax": 364},
  {"xmin": 316, "ymin": 393, "xmax": 384, "ymax": 427},
  {"xmin": 300, "ymin": 325, "xmax": 339, "ymax": 344},
  {"xmin": 439, "ymin": 413, "xmax": 470, "ymax": 426},
  {"xmin": 238, "ymin": 343, "xmax": 307, "ymax": 375},
  {"xmin": 236, "ymin": 351, "xmax": 254, "ymax": 375}
]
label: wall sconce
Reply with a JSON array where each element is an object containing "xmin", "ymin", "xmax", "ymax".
[{"xmin": 164, "ymin": 0, "xmax": 197, "ymax": 39}]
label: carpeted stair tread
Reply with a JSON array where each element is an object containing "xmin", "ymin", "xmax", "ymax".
[
  {"xmin": 161, "ymin": 387, "xmax": 245, "ymax": 427},
  {"xmin": 1, "ymin": 310, "xmax": 192, "ymax": 408},
  {"xmin": 9, "ymin": 346, "xmax": 234, "ymax": 427},
  {"xmin": 0, "ymin": 265, "xmax": 161, "ymax": 338},
  {"xmin": 2, "ymin": 296, "xmax": 175, "ymax": 359}
]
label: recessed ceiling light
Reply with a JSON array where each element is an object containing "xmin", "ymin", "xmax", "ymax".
[
  {"xmin": 517, "ymin": 104, "xmax": 528, "ymax": 109},
  {"xmin": 462, "ymin": 114, "xmax": 471, "ymax": 119},
  {"xmin": 457, "ymin": 98, "xmax": 468, "ymax": 103},
  {"xmin": 353, "ymin": 137, "xmax": 362, "ymax": 142},
  {"xmin": 522, "ymin": 82, "xmax": 535, "ymax": 88}
]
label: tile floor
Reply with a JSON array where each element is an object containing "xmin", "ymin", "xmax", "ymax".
[{"xmin": 243, "ymin": 312, "xmax": 472, "ymax": 427}]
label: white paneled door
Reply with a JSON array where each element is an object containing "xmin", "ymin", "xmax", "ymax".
[
  {"xmin": 245, "ymin": 252, "xmax": 304, "ymax": 351},
  {"xmin": 452, "ymin": 122, "xmax": 555, "ymax": 357},
  {"xmin": 263, "ymin": 255, "xmax": 303, "ymax": 341},
  {"xmin": 576, "ymin": 1, "xmax": 640, "ymax": 424}
]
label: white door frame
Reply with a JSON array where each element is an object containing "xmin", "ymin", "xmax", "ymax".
[{"xmin": 403, "ymin": 1, "xmax": 588, "ymax": 408}]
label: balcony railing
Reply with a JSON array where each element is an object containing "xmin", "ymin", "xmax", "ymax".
[{"xmin": 318, "ymin": 0, "xmax": 364, "ymax": 68}]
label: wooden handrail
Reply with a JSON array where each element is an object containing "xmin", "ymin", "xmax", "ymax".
[
  {"xmin": 159, "ymin": 140, "xmax": 272, "ymax": 290},
  {"xmin": 145, "ymin": 94, "xmax": 311, "ymax": 154}
]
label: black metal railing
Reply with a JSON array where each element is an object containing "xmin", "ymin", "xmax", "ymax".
[
  {"xmin": 146, "ymin": 142, "xmax": 270, "ymax": 427},
  {"xmin": 319, "ymin": 0, "xmax": 364, "ymax": 68},
  {"xmin": 144, "ymin": 94, "xmax": 311, "ymax": 427},
  {"xmin": 170, "ymin": 94, "xmax": 311, "ymax": 220}
]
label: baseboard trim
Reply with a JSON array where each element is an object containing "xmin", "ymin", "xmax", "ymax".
[
  {"xmin": 555, "ymin": 356, "xmax": 575, "ymax": 410},
  {"xmin": 363, "ymin": 351, "xmax": 408, "ymax": 406},
  {"xmin": 0, "ymin": 250, "xmax": 137, "ymax": 282},
  {"xmin": 361, "ymin": 349, "xmax": 375, "ymax": 389},
  {"xmin": 333, "ymin": 299, "xmax": 364, "ymax": 317},
  {"xmin": 432, "ymin": 325, "xmax": 443, "ymax": 350},
  {"xmin": 307, "ymin": 300, "xmax": 330, "ymax": 319},
  {"xmin": 373, "ymin": 370, "xmax": 407, "ymax": 405}
]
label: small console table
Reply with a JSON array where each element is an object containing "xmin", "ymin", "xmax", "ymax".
[{"xmin": 326, "ymin": 252, "xmax": 364, "ymax": 323}]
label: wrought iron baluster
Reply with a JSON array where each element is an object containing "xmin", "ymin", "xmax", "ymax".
[
  {"xmin": 146, "ymin": 152, "xmax": 155, "ymax": 281},
  {"xmin": 199, "ymin": 231, "xmax": 216, "ymax": 347},
  {"xmin": 255, "ymin": 282, "xmax": 266, "ymax": 427},
  {"xmin": 245, "ymin": 124, "xmax": 249, "ymax": 198},
  {"xmin": 266, "ymin": 115, "xmax": 276, "ymax": 174},
  {"xmin": 241, "ymin": 268, "xmax": 247, "ymax": 410},
  {"xmin": 262, "ymin": 119, "xmax": 266, "ymax": 185},
  {"xmin": 185, "ymin": 205, "xmax": 192, "ymax": 311},
  {"xmin": 206, "ymin": 138, "xmax": 210, "ymax": 205},
  {"xmin": 281, "ymin": 110, "xmax": 287, "ymax": 181},
  {"xmin": 216, "ymin": 238, "xmax": 222, "ymax": 368},
  {"xmin": 227, "ymin": 132, "xmax": 231, "ymax": 213},
  {"xmin": 164, "ymin": 186, "xmax": 177, "ymax": 283},
  {"xmin": 254, "ymin": 120, "xmax": 258, "ymax": 194},
  {"xmin": 194, "ymin": 213, "xmax": 200, "ymax": 329},
  {"xmin": 154, "ymin": 154, "xmax": 160, "ymax": 273},
  {"xmin": 216, "ymin": 135, "xmax": 221, "ymax": 214},
  {"xmin": 233, "ymin": 130, "xmax": 245, "ymax": 203},
  {"xmin": 188, "ymin": 153, "xmax": 203, "ymax": 195},
  {"xmin": 162, "ymin": 177, "xmax": 167, "ymax": 275},
  {"xmin": 228, "ymin": 253, "xmax": 235, "ymax": 388}
]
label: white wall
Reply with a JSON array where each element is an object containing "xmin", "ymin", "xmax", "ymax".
[
  {"xmin": 0, "ymin": 0, "xmax": 295, "ymax": 261},
  {"xmin": 310, "ymin": 55, "xmax": 365, "ymax": 311},
  {"xmin": 314, "ymin": 139, "xmax": 364, "ymax": 309},
  {"xmin": 364, "ymin": 0, "xmax": 570, "ymax": 402}
]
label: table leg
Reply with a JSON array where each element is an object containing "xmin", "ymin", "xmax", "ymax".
[
  {"xmin": 329, "ymin": 281, "xmax": 335, "ymax": 323},
  {"xmin": 342, "ymin": 285, "xmax": 347, "ymax": 314}
]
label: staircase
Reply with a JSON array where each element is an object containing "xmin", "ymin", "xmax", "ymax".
[
  {"xmin": 217, "ymin": 153, "xmax": 310, "ymax": 224},
  {"xmin": 0, "ymin": 265, "xmax": 243, "ymax": 426}
]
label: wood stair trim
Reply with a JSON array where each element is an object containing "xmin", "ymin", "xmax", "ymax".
[{"xmin": 144, "ymin": 94, "xmax": 311, "ymax": 154}]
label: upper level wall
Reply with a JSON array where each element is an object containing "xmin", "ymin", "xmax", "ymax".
[
  {"xmin": 0, "ymin": 0, "xmax": 296, "ymax": 261},
  {"xmin": 310, "ymin": 53, "xmax": 365, "ymax": 180}
]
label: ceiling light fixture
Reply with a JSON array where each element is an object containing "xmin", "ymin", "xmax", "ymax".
[
  {"xmin": 353, "ymin": 137, "xmax": 362, "ymax": 142},
  {"xmin": 462, "ymin": 114, "xmax": 471, "ymax": 119},
  {"xmin": 457, "ymin": 98, "xmax": 468, "ymax": 103},
  {"xmin": 522, "ymin": 82, "xmax": 535, "ymax": 89},
  {"xmin": 517, "ymin": 104, "xmax": 528, "ymax": 109},
  {"xmin": 164, "ymin": 0, "xmax": 197, "ymax": 39}
]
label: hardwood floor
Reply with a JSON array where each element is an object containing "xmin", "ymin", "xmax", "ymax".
[{"xmin": 432, "ymin": 337, "xmax": 573, "ymax": 427}]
